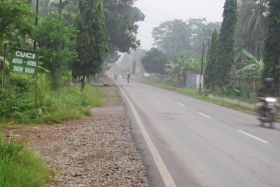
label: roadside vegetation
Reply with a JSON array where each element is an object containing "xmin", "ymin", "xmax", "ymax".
[
  {"xmin": 0, "ymin": 0, "xmax": 144, "ymax": 126},
  {"xmin": 0, "ymin": 135, "xmax": 52, "ymax": 186},
  {"xmin": 0, "ymin": 0, "xmax": 143, "ymax": 185},
  {"xmin": 139, "ymin": 0, "xmax": 280, "ymax": 114},
  {"xmin": 143, "ymin": 79, "xmax": 255, "ymax": 113},
  {"xmin": 0, "ymin": 73, "xmax": 106, "ymax": 124}
]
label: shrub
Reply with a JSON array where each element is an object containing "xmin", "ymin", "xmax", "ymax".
[{"xmin": 0, "ymin": 136, "xmax": 51, "ymax": 186}]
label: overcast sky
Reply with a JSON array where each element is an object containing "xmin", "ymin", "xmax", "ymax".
[{"xmin": 135, "ymin": 0, "xmax": 225, "ymax": 50}]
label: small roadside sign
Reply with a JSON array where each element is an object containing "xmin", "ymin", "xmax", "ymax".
[{"xmin": 10, "ymin": 48, "xmax": 37, "ymax": 74}]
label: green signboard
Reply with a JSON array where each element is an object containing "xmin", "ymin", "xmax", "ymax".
[{"xmin": 10, "ymin": 48, "xmax": 37, "ymax": 74}]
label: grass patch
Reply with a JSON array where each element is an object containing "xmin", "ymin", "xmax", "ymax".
[
  {"xmin": 35, "ymin": 84, "xmax": 106, "ymax": 124},
  {"xmin": 176, "ymin": 87, "xmax": 255, "ymax": 113},
  {"xmin": 0, "ymin": 80, "xmax": 107, "ymax": 125},
  {"xmin": 147, "ymin": 82, "xmax": 257, "ymax": 114},
  {"xmin": 0, "ymin": 135, "xmax": 52, "ymax": 187}
]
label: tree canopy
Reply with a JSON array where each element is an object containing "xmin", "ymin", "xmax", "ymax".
[
  {"xmin": 75, "ymin": 0, "xmax": 108, "ymax": 90},
  {"xmin": 263, "ymin": 0, "xmax": 280, "ymax": 92},
  {"xmin": 0, "ymin": 0, "xmax": 33, "ymax": 44},
  {"xmin": 152, "ymin": 18, "xmax": 220, "ymax": 59},
  {"xmin": 142, "ymin": 48, "xmax": 169, "ymax": 75},
  {"xmin": 215, "ymin": 0, "xmax": 238, "ymax": 86},
  {"xmin": 204, "ymin": 29, "xmax": 219, "ymax": 88}
]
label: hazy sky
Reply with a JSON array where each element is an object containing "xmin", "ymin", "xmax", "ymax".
[{"xmin": 135, "ymin": 0, "xmax": 225, "ymax": 50}]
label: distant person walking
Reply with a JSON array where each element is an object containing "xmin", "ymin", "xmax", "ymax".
[
  {"xmin": 127, "ymin": 72, "xmax": 131, "ymax": 83},
  {"xmin": 114, "ymin": 73, "xmax": 118, "ymax": 80}
]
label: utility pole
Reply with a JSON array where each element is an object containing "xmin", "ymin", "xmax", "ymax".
[
  {"xmin": 1, "ymin": 42, "xmax": 7, "ymax": 91},
  {"xmin": 199, "ymin": 29, "xmax": 205, "ymax": 95},
  {"xmin": 59, "ymin": 0, "xmax": 62, "ymax": 15},
  {"xmin": 34, "ymin": 0, "xmax": 39, "ymax": 108},
  {"xmin": 33, "ymin": 0, "xmax": 39, "ymax": 50}
]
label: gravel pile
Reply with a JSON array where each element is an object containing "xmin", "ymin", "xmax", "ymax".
[{"xmin": 14, "ymin": 82, "xmax": 150, "ymax": 187}]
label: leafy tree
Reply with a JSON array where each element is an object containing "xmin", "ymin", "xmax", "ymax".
[
  {"xmin": 152, "ymin": 19, "xmax": 191, "ymax": 59},
  {"xmin": 142, "ymin": 48, "xmax": 169, "ymax": 75},
  {"xmin": 263, "ymin": 0, "xmax": 280, "ymax": 92},
  {"xmin": 235, "ymin": 0, "xmax": 268, "ymax": 65},
  {"xmin": 188, "ymin": 18, "xmax": 220, "ymax": 55},
  {"xmin": 152, "ymin": 19, "xmax": 220, "ymax": 59},
  {"xmin": 235, "ymin": 49, "xmax": 264, "ymax": 90},
  {"xmin": 53, "ymin": 0, "xmax": 144, "ymax": 62},
  {"xmin": 36, "ymin": 13, "xmax": 76, "ymax": 90},
  {"xmin": 166, "ymin": 56, "xmax": 200, "ymax": 87},
  {"xmin": 204, "ymin": 29, "xmax": 219, "ymax": 88},
  {"xmin": 75, "ymin": 0, "xmax": 108, "ymax": 90},
  {"xmin": 215, "ymin": 0, "xmax": 238, "ymax": 86},
  {"xmin": 0, "ymin": 0, "xmax": 33, "ymax": 44},
  {"xmin": 236, "ymin": 49, "xmax": 264, "ymax": 79},
  {"xmin": 103, "ymin": 0, "xmax": 144, "ymax": 53}
]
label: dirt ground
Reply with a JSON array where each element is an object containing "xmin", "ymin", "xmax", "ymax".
[{"xmin": 8, "ymin": 79, "xmax": 150, "ymax": 187}]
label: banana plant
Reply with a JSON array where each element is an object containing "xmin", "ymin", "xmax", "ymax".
[
  {"xmin": 235, "ymin": 49, "xmax": 264, "ymax": 90},
  {"xmin": 235, "ymin": 49, "xmax": 264, "ymax": 79}
]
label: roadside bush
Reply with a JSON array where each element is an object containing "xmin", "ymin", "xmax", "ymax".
[
  {"xmin": 0, "ymin": 76, "xmax": 35, "ymax": 122},
  {"xmin": 212, "ymin": 84, "xmax": 257, "ymax": 103},
  {"xmin": 0, "ymin": 74, "xmax": 106, "ymax": 124},
  {"xmin": 0, "ymin": 136, "xmax": 51, "ymax": 186}
]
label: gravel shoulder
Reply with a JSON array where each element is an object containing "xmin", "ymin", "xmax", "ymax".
[{"xmin": 12, "ymin": 80, "xmax": 150, "ymax": 187}]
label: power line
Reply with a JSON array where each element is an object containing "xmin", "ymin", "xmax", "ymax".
[
  {"xmin": 138, "ymin": 33, "xmax": 154, "ymax": 40},
  {"xmin": 136, "ymin": 1, "xmax": 180, "ymax": 19},
  {"xmin": 136, "ymin": 4, "xmax": 171, "ymax": 20}
]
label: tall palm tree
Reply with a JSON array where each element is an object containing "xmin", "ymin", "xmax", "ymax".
[{"xmin": 234, "ymin": 0, "xmax": 268, "ymax": 68}]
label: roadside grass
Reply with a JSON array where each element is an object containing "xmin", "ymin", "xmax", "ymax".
[
  {"xmin": 38, "ymin": 84, "xmax": 106, "ymax": 124},
  {"xmin": 0, "ymin": 135, "xmax": 52, "ymax": 187},
  {"xmin": 147, "ymin": 81, "xmax": 280, "ymax": 120},
  {"xmin": 147, "ymin": 82, "xmax": 257, "ymax": 114},
  {"xmin": 0, "ymin": 83, "xmax": 107, "ymax": 125},
  {"xmin": 176, "ymin": 87, "xmax": 256, "ymax": 113}
]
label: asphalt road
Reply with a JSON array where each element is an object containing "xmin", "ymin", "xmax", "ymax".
[{"xmin": 116, "ymin": 79, "xmax": 280, "ymax": 187}]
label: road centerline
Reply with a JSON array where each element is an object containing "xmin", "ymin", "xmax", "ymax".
[
  {"xmin": 177, "ymin": 103, "xmax": 185, "ymax": 107},
  {"xmin": 198, "ymin": 112, "xmax": 211, "ymax": 118},
  {"xmin": 237, "ymin": 130, "xmax": 269, "ymax": 144}
]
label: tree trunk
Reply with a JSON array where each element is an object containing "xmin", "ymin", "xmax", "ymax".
[{"xmin": 81, "ymin": 75, "xmax": 86, "ymax": 92}]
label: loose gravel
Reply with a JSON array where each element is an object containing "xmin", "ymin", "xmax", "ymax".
[{"xmin": 13, "ymin": 81, "xmax": 150, "ymax": 187}]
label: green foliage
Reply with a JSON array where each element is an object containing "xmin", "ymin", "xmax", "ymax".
[
  {"xmin": 36, "ymin": 13, "xmax": 77, "ymax": 90},
  {"xmin": 215, "ymin": 0, "xmax": 238, "ymax": 86},
  {"xmin": 147, "ymin": 81, "xmax": 255, "ymax": 114},
  {"xmin": 263, "ymin": 0, "xmax": 280, "ymax": 92},
  {"xmin": 204, "ymin": 29, "xmax": 219, "ymax": 88},
  {"xmin": 152, "ymin": 19, "xmax": 191, "ymax": 58},
  {"xmin": 0, "ymin": 75, "xmax": 34, "ymax": 122},
  {"xmin": 103, "ymin": 0, "xmax": 144, "ymax": 53},
  {"xmin": 166, "ymin": 56, "xmax": 200, "ymax": 87},
  {"xmin": 0, "ymin": 74, "xmax": 106, "ymax": 124},
  {"xmin": 0, "ymin": 136, "xmax": 51, "ymax": 187},
  {"xmin": 0, "ymin": 0, "xmax": 33, "ymax": 44},
  {"xmin": 52, "ymin": 0, "xmax": 143, "ymax": 54},
  {"xmin": 75, "ymin": 0, "xmax": 108, "ymax": 90},
  {"xmin": 211, "ymin": 83, "xmax": 257, "ymax": 103},
  {"xmin": 40, "ymin": 85, "xmax": 106, "ymax": 124},
  {"xmin": 235, "ymin": 0, "xmax": 268, "ymax": 62},
  {"xmin": 142, "ymin": 48, "xmax": 169, "ymax": 74},
  {"xmin": 152, "ymin": 18, "xmax": 220, "ymax": 59},
  {"xmin": 235, "ymin": 49, "xmax": 264, "ymax": 79}
]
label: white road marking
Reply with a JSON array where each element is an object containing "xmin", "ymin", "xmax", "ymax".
[
  {"xmin": 177, "ymin": 103, "xmax": 185, "ymax": 107},
  {"xmin": 198, "ymin": 112, "xmax": 211, "ymax": 118},
  {"xmin": 237, "ymin": 130, "xmax": 269, "ymax": 144},
  {"xmin": 118, "ymin": 86, "xmax": 177, "ymax": 187}
]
